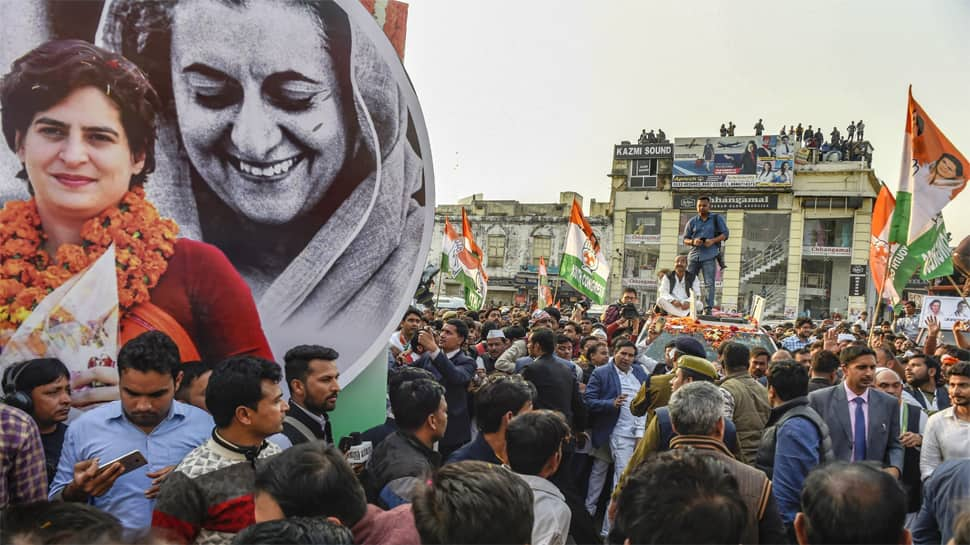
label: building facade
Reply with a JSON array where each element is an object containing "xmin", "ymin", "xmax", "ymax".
[
  {"xmin": 609, "ymin": 136, "xmax": 880, "ymax": 320},
  {"xmin": 428, "ymin": 192, "xmax": 611, "ymax": 306}
]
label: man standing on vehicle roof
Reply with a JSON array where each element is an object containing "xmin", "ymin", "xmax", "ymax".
[{"xmin": 683, "ymin": 197, "xmax": 728, "ymax": 313}]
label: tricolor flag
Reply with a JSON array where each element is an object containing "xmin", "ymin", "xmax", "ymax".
[
  {"xmin": 869, "ymin": 184, "xmax": 899, "ymax": 301},
  {"xmin": 440, "ymin": 216, "xmax": 487, "ymax": 311},
  {"xmin": 560, "ymin": 199, "xmax": 610, "ymax": 304},
  {"xmin": 886, "ymin": 88, "xmax": 967, "ymax": 299},
  {"xmin": 538, "ymin": 256, "xmax": 553, "ymax": 306},
  {"xmin": 461, "ymin": 208, "xmax": 486, "ymax": 277}
]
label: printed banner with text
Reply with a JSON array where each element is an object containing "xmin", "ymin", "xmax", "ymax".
[{"xmin": 672, "ymin": 135, "xmax": 795, "ymax": 189}]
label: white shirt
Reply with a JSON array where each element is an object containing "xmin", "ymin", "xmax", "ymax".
[
  {"xmin": 517, "ymin": 473, "xmax": 571, "ymax": 545},
  {"xmin": 920, "ymin": 407, "xmax": 970, "ymax": 480},
  {"xmin": 658, "ymin": 272, "xmax": 700, "ymax": 302},
  {"xmin": 388, "ymin": 330, "xmax": 408, "ymax": 352},
  {"xmin": 613, "ymin": 366, "xmax": 646, "ymax": 438}
]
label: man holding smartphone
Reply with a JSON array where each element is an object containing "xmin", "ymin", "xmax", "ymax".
[{"xmin": 49, "ymin": 332, "xmax": 214, "ymax": 530}]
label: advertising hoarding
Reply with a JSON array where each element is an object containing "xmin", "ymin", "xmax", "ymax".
[{"xmin": 672, "ymin": 135, "xmax": 795, "ymax": 189}]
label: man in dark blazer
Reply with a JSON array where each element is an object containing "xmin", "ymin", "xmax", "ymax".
[
  {"xmin": 584, "ymin": 341, "xmax": 650, "ymax": 450},
  {"xmin": 521, "ymin": 328, "xmax": 588, "ymax": 433},
  {"xmin": 520, "ymin": 327, "xmax": 590, "ymax": 535},
  {"xmin": 416, "ymin": 319, "xmax": 477, "ymax": 458},
  {"xmin": 583, "ymin": 340, "xmax": 648, "ymax": 516},
  {"xmin": 808, "ymin": 345, "xmax": 903, "ymax": 476}
]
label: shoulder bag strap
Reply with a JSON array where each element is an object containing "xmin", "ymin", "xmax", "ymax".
[
  {"xmin": 121, "ymin": 302, "xmax": 201, "ymax": 362},
  {"xmin": 284, "ymin": 415, "xmax": 318, "ymax": 443}
]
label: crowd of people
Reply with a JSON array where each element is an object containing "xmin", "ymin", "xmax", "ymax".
[
  {"xmin": 0, "ymin": 27, "xmax": 966, "ymax": 545},
  {"xmin": 637, "ymin": 129, "xmax": 668, "ymax": 145},
  {"xmin": 4, "ymin": 292, "xmax": 970, "ymax": 545}
]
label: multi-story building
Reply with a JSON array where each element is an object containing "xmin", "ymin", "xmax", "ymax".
[
  {"xmin": 428, "ymin": 192, "xmax": 611, "ymax": 306},
  {"xmin": 608, "ymin": 135, "xmax": 880, "ymax": 320}
]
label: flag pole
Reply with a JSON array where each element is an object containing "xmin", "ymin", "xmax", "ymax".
[
  {"xmin": 869, "ymin": 244, "xmax": 895, "ymax": 345},
  {"xmin": 945, "ymin": 275, "xmax": 970, "ymax": 308},
  {"xmin": 434, "ymin": 270, "xmax": 444, "ymax": 310}
]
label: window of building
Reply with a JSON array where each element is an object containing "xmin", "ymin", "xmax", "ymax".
[
  {"xmin": 532, "ymin": 235, "xmax": 552, "ymax": 266},
  {"xmin": 628, "ymin": 159, "xmax": 658, "ymax": 189},
  {"xmin": 803, "ymin": 218, "xmax": 854, "ymax": 248},
  {"xmin": 622, "ymin": 246, "xmax": 661, "ymax": 305},
  {"xmin": 800, "ymin": 257, "xmax": 851, "ymax": 320},
  {"xmin": 739, "ymin": 213, "xmax": 790, "ymax": 318},
  {"xmin": 487, "ymin": 234, "xmax": 505, "ymax": 268},
  {"xmin": 625, "ymin": 211, "xmax": 662, "ymax": 244}
]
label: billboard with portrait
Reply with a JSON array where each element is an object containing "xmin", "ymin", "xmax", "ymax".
[
  {"xmin": 918, "ymin": 296, "xmax": 970, "ymax": 330},
  {"xmin": 672, "ymin": 135, "xmax": 795, "ymax": 189},
  {"xmin": 0, "ymin": 0, "xmax": 432, "ymax": 437}
]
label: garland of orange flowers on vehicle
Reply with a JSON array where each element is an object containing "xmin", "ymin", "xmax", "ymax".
[
  {"xmin": 662, "ymin": 316, "xmax": 759, "ymax": 350},
  {"xmin": 0, "ymin": 187, "xmax": 178, "ymax": 334}
]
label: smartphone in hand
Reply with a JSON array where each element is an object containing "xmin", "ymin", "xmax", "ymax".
[{"xmin": 97, "ymin": 450, "xmax": 147, "ymax": 477}]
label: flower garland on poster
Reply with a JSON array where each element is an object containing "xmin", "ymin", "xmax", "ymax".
[
  {"xmin": 0, "ymin": 187, "xmax": 178, "ymax": 335},
  {"xmin": 662, "ymin": 316, "xmax": 758, "ymax": 350}
]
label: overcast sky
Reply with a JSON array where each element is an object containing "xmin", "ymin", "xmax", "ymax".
[{"xmin": 402, "ymin": 0, "xmax": 970, "ymax": 239}]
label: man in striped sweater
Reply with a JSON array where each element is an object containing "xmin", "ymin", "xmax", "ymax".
[{"xmin": 151, "ymin": 356, "xmax": 288, "ymax": 545}]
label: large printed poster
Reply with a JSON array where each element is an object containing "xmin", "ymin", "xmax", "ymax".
[
  {"xmin": 0, "ymin": 0, "xmax": 432, "ymax": 436},
  {"xmin": 672, "ymin": 135, "xmax": 795, "ymax": 189},
  {"xmin": 917, "ymin": 295, "xmax": 970, "ymax": 330}
]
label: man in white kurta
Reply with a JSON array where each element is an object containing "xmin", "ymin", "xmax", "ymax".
[{"xmin": 657, "ymin": 255, "xmax": 702, "ymax": 317}]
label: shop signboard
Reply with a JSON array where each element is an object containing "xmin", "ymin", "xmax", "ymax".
[
  {"xmin": 622, "ymin": 277, "xmax": 658, "ymax": 289},
  {"xmin": 614, "ymin": 143, "xmax": 674, "ymax": 160},
  {"xmin": 803, "ymin": 246, "xmax": 852, "ymax": 257},
  {"xmin": 849, "ymin": 275, "xmax": 866, "ymax": 297},
  {"xmin": 674, "ymin": 194, "xmax": 778, "ymax": 210}
]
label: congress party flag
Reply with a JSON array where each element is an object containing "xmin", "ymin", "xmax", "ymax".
[
  {"xmin": 869, "ymin": 184, "xmax": 899, "ymax": 301},
  {"xmin": 538, "ymin": 256, "xmax": 553, "ymax": 307},
  {"xmin": 560, "ymin": 199, "xmax": 609, "ymax": 304},
  {"xmin": 886, "ymin": 88, "xmax": 965, "ymax": 297},
  {"xmin": 440, "ymin": 216, "xmax": 487, "ymax": 311},
  {"xmin": 459, "ymin": 208, "xmax": 488, "ymax": 310}
]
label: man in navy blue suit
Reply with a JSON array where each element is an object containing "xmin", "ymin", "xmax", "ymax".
[
  {"xmin": 416, "ymin": 319, "xmax": 477, "ymax": 459},
  {"xmin": 583, "ymin": 340, "xmax": 649, "ymax": 516}
]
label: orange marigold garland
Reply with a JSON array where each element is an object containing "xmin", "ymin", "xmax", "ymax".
[
  {"xmin": 660, "ymin": 316, "xmax": 759, "ymax": 350},
  {"xmin": 0, "ymin": 187, "xmax": 178, "ymax": 336}
]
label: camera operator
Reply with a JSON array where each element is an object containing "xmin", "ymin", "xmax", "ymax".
[{"xmin": 606, "ymin": 303, "xmax": 643, "ymax": 344}]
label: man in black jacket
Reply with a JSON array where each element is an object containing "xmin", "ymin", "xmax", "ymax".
[
  {"xmin": 279, "ymin": 345, "xmax": 340, "ymax": 448},
  {"xmin": 521, "ymin": 328, "xmax": 588, "ymax": 433},
  {"xmin": 521, "ymin": 328, "xmax": 596, "ymax": 543},
  {"xmin": 364, "ymin": 378, "xmax": 446, "ymax": 507},
  {"xmin": 416, "ymin": 319, "xmax": 477, "ymax": 458}
]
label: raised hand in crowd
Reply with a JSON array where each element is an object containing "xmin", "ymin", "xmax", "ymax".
[{"xmin": 822, "ymin": 327, "xmax": 839, "ymax": 353}]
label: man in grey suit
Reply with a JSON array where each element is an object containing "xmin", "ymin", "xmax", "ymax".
[{"xmin": 808, "ymin": 345, "xmax": 903, "ymax": 478}]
